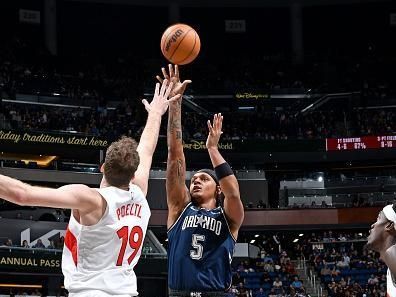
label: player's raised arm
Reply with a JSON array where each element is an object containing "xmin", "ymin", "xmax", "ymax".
[
  {"xmin": 158, "ymin": 65, "xmax": 191, "ymax": 228},
  {"xmin": 206, "ymin": 113, "xmax": 244, "ymax": 239},
  {"xmin": 0, "ymin": 174, "xmax": 101, "ymax": 214},
  {"xmin": 133, "ymin": 80, "xmax": 181, "ymax": 196}
]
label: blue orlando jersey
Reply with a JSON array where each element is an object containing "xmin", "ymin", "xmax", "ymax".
[{"xmin": 168, "ymin": 202, "xmax": 236, "ymax": 291}]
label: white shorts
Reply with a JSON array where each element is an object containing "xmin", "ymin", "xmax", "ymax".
[{"xmin": 69, "ymin": 290, "xmax": 137, "ymax": 297}]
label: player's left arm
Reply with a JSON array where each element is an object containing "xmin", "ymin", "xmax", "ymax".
[
  {"xmin": 206, "ymin": 113, "xmax": 244, "ymax": 239},
  {"xmin": 133, "ymin": 80, "xmax": 181, "ymax": 196},
  {"xmin": 0, "ymin": 174, "xmax": 101, "ymax": 212}
]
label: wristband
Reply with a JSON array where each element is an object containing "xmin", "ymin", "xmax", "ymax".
[{"xmin": 214, "ymin": 162, "xmax": 234, "ymax": 180}]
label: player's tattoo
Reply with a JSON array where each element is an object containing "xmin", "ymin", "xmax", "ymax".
[{"xmin": 176, "ymin": 159, "xmax": 184, "ymax": 185}]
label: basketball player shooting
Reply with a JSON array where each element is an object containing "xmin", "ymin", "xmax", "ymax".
[
  {"xmin": 0, "ymin": 79, "xmax": 179, "ymax": 297},
  {"xmin": 157, "ymin": 64, "xmax": 245, "ymax": 297}
]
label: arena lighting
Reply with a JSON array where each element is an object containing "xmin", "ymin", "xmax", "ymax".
[
  {"xmin": 293, "ymin": 239, "xmax": 299, "ymax": 243},
  {"xmin": 0, "ymin": 284, "xmax": 42, "ymax": 288},
  {"xmin": 250, "ymin": 239, "xmax": 255, "ymax": 244},
  {"xmin": 254, "ymin": 234, "xmax": 259, "ymax": 238},
  {"xmin": 299, "ymin": 234, "xmax": 304, "ymax": 237},
  {"xmin": 53, "ymin": 92, "xmax": 60, "ymax": 96}
]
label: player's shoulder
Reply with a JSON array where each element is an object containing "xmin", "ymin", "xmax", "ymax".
[{"xmin": 59, "ymin": 184, "xmax": 97, "ymax": 194}]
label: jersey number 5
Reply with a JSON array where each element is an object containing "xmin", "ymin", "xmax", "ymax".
[
  {"xmin": 116, "ymin": 226, "xmax": 143, "ymax": 266},
  {"xmin": 190, "ymin": 234, "xmax": 205, "ymax": 260}
]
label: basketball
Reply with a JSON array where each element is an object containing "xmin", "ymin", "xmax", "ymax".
[{"xmin": 160, "ymin": 23, "xmax": 201, "ymax": 65}]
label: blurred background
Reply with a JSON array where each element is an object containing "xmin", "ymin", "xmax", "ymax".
[{"xmin": 0, "ymin": 0, "xmax": 395, "ymax": 296}]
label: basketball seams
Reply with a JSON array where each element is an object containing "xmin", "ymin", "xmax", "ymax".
[
  {"xmin": 169, "ymin": 28, "xmax": 194, "ymax": 62},
  {"xmin": 161, "ymin": 26, "xmax": 183, "ymax": 55},
  {"xmin": 177, "ymin": 31, "xmax": 198, "ymax": 65}
]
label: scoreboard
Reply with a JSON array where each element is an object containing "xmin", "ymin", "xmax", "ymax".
[{"xmin": 326, "ymin": 135, "xmax": 396, "ymax": 151}]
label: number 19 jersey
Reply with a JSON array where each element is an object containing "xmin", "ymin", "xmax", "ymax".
[
  {"xmin": 62, "ymin": 185, "xmax": 150, "ymax": 297},
  {"xmin": 167, "ymin": 203, "xmax": 236, "ymax": 291}
]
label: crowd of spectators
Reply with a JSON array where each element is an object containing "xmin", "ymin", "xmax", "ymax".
[
  {"xmin": 1, "ymin": 34, "xmax": 396, "ymax": 143},
  {"xmin": 1, "ymin": 237, "xmax": 64, "ymax": 250},
  {"xmin": 294, "ymin": 231, "xmax": 387, "ymax": 297},
  {"xmin": 232, "ymin": 230, "xmax": 388, "ymax": 296},
  {"xmin": 1, "ymin": 102, "xmax": 396, "ymax": 142},
  {"xmin": 227, "ymin": 233, "xmax": 309, "ymax": 297}
]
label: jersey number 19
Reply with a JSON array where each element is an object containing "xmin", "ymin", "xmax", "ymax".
[{"xmin": 116, "ymin": 226, "xmax": 143, "ymax": 266}]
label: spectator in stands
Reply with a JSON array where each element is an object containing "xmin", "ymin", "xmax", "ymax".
[
  {"xmin": 273, "ymin": 277, "xmax": 283, "ymax": 294},
  {"xmin": 367, "ymin": 274, "xmax": 379, "ymax": 287},
  {"xmin": 257, "ymin": 200, "xmax": 266, "ymax": 208},
  {"xmin": 290, "ymin": 276, "xmax": 304, "ymax": 292},
  {"xmin": 263, "ymin": 252, "xmax": 274, "ymax": 263},
  {"xmin": 47, "ymin": 240, "xmax": 57, "ymax": 249},
  {"xmin": 321, "ymin": 201, "xmax": 328, "ymax": 208},
  {"xmin": 260, "ymin": 271, "xmax": 271, "ymax": 286},
  {"xmin": 32, "ymin": 239, "xmax": 45, "ymax": 249},
  {"xmin": 336, "ymin": 253, "xmax": 350, "ymax": 268},
  {"xmin": 285, "ymin": 260, "xmax": 296, "ymax": 275},
  {"xmin": 237, "ymin": 282, "xmax": 250, "ymax": 297},
  {"xmin": 55, "ymin": 236, "xmax": 64, "ymax": 249},
  {"xmin": 142, "ymin": 242, "xmax": 153, "ymax": 254},
  {"xmin": 233, "ymin": 272, "xmax": 245, "ymax": 285},
  {"xmin": 21, "ymin": 240, "xmax": 30, "ymax": 248},
  {"xmin": 267, "ymin": 288, "xmax": 277, "ymax": 297},
  {"xmin": 320, "ymin": 265, "xmax": 331, "ymax": 276},
  {"xmin": 4, "ymin": 238, "xmax": 13, "ymax": 247},
  {"xmin": 253, "ymin": 288, "xmax": 265, "ymax": 297},
  {"xmin": 330, "ymin": 265, "xmax": 341, "ymax": 277},
  {"xmin": 339, "ymin": 277, "xmax": 347, "ymax": 288},
  {"xmin": 226, "ymin": 285, "xmax": 238, "ymax": 297},
  {"xmin": 280, "ymin": 250, "xmax": 291, "ymax": 264},
  {"xmin": 264, "ymin": 260, "xmax": 274, "ymax": 272}
]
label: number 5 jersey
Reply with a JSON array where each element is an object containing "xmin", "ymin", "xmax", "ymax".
[
  {"xmin": 62, "ymin": 185, "xmax": 150, "ymax": 297},
  {"xmin": 167, "ymin": 202, "xmax": 236, "ymax": 291}
]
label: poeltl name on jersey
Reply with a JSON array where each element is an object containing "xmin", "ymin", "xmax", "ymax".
[{"xmin": 116, "ymin": 203, "xmax": 142, "ymax": 220}]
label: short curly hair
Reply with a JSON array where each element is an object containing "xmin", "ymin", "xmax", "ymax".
[{"xmin": 103, "ymin": 137, "xmax": 140, "ymax": 187}]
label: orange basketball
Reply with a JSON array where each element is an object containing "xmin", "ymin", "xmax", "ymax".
[{"xmin": 160, "ymin": 23, "xmax": 201, "ymax": 65}]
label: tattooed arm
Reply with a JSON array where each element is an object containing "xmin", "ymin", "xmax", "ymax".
[{"xmin": 159, "ymin": 65, "xmax": 191, "ymax": 229}]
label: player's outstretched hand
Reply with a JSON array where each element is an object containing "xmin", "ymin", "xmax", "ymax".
[
  {"xmin": 156, "ymin": 64, "xmax": 191, "ymax": 97},
  {"xmin": 206, "ymin": 113, "xmax": 223, "ymax": 150},
  {"xmin": 142, "ymin": 79, "xmax": 181, "ymax": 116}
]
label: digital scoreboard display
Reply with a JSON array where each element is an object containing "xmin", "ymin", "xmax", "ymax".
[{"xmin": 326, "ymin": 135, "xmax": 396, "ymax": 151}]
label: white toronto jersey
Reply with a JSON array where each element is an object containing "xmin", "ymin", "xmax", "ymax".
[
  {"xmin": 62, "ymin": 184, "xmax": 150, "ymax": 297},
  {"xmin": 388, "ymin": 269, "xmax": 396, "ymax": 297}
]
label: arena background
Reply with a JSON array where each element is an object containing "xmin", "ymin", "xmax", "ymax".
[{"xmin": 0, "ymin": 0, "xmax": 395, "ymax": 296}]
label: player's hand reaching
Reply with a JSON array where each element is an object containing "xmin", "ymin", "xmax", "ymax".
[
  {"xmin": 156, "ymin": 64, "xmax": 191, "ymax": 98},
  {"xmin": 206, "ymin": 113, "xmax": 223, "ymax": 150},
  {"xmin": 142, "ymin": 79, "xmax": 181, "ymax": 116}
]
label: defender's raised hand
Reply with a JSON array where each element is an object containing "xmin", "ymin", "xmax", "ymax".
[{"xmin": 142, "ymin": 79, "xmax": 181, "ymax": 116}]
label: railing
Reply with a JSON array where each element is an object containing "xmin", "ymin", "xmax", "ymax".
[{"xmin": 306, "ymin": 266, "xmax": 324, "ymax": 297}]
